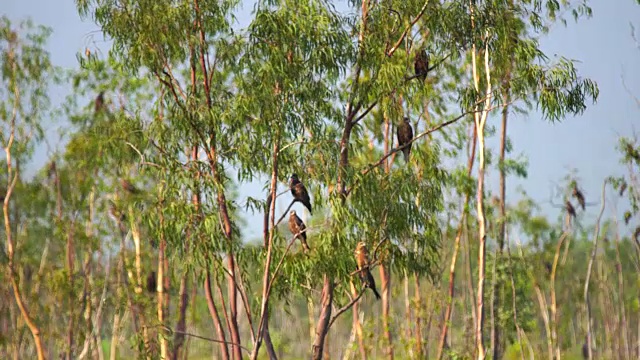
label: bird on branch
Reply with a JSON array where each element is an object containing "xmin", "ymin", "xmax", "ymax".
[
  {"xmin": 354, "ymin": 241, "xmax": 381, "ymax": 300},
  {"xmin": 289, "ymin": 173, "xmax": 312, "ymax": 214},
  {"xmin": 397, "ymin": 117, "xmax": 414, "ymax": 163},
  {"xmin": 289, "ymin": 210, "xmax": 310, "ymax": 252}
]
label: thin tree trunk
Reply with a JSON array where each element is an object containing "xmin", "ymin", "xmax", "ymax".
[
  {"xmin": 172, "ymin": 275, "xmax": 189, "ymax": 360},
  {"xmin": 492, "ymin": 58, "xmax": 512, "ymax": 360},
  {"xmin": 131, "ymin": 221, "xmax": 143, "ymax": 294},
  {"xmin": 158, "ymin": 219, "xmax": 168, "ymax": 359},
  {"xmin": 380, "ymin": 111, "xmax": 393, "ymax": 360},
  {"xmin": 110, "ymin": 254, "xmax": 124, "ymax": 360},
  {"xmin": 3, "ymin": 166, "xmax": 45, "ymax": 359},
  {"xmin": 312, "ymin": 276, "xmax": 334, "ymax": 360},
  {"xmin": 251, "ymin": 125, "xmax": 281, "ymax": 360},
  {"xmin": 379, "ymin": 264, "xmax": 393, "ymax": 359},
  {"xmin": 584, "ymin": 182, "xmax": 607, "ymax": 360},
  {"xmin": 206, "ymin": 271, "xmax": 229, "ymax": 360},
  {"xmin": 189, "ymin": 2, "xmax": 244, "ymax": 356},
  {"xmin": 614, "ymin": 233, "xmax": 631, "ymax": 360},
  {"xmin": 505, "ymin": 238, "xmax": 525, "ymax": 360},
  {"xmin": 550, "ymin": 225, "xmax": 570, "ymax": 360},
  {"xmin": 534, "ymin": 285, "xmax": 554, "ymax": 360},
  {"xmin": 403, "ymin": 272, "xmax": 412, "ymax": 358},
  {"xmin": 470, "ymin": 25, "xmax": 492, "ymax": 359},
  {"xmin": 436, "ymin": 124, "xmax": 477, "ymax": 359},
  {"xmin": 413, "ymin": 274, "xmax": 423, "ymax": 359}
]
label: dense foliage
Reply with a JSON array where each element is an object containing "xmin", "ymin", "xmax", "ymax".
[{"xmin": 1, "ymin": 1, "xmax": 637, "ymax": 359}]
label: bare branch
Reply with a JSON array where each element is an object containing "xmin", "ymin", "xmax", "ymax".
[
  {"xmin": 327, "ymin": 291, "xmax": 366, "ymax": 329},
  {"xmin": 386, "ymin": 0, "xmax": 430, "ymax": 57}
]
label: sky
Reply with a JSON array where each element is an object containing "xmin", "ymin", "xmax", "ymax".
[{"xmin": 4, "ymin": 0, "xmax": 640, "ymax": 241}]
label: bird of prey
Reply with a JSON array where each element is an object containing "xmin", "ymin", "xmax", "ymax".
[
  {"xmin": 571, "ymin": 183, "xmax": 586, "ymax": 210},
  {"xmin": 619, "ymin": 182, "xmax": 627, "ymax": 196},
  {"xmin": 354, "ymin": 241, "xmax": 381, "ymax": 300},
  {"xmin": 95, "ymin": 91, "xmax": 105, "ymax": 114},
  {"xmin": 289, "ymin": 174, "xmax": 312, "ymax": 214},
  {"xmin": 120, "ymin": 178, "xmax": 141, "ymax": 195},
  {"xmin": 289, "ymin": 210, "xmax": 311, "ymax": 252},
  {"xmin": 414, "ymin": 49, "xmax": 430, "ymax": 82},
  {"xmin": 396, "ymin": 117, "xmax": 414, "ymax": 163},
  {"xmin": 146, "ymin": 271, "xmax": 157, "ymax": 294},
  {"xmin": 565, "ymin": 200, "xmax": 576, "ymax": 219}
]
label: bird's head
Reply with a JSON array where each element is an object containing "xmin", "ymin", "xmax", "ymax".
[
  {"xmin": 403, "ymin": 116, "xmax": 410, "ymax": 123},
  {"xmin": 290, "ymin": 173, "xmax": 298, "ymax": 181},
  {"xmin": 356, "ymin": 241, "xmax": 367, "ymax": 251},
  {"xmin": 289, "ymin": 210, "xmax": 296, "ymax": 216}
]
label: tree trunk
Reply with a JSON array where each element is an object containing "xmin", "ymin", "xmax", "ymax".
[
  {"xmin": 312, "ymin": 276, "xmax": 334, "ymax": 360},
  {"xmin": 206, "ymin": 271, "xmax": 229, "ymax": 360},
  {"xmin": 158, "ymin": 228, "xmax": 168, "ymax": 359},
  {"xmin": 584, "ymin": 182, "xmax": 607, "ymax": 360},
  {"xmin": 172, "ymin": 275, "xmax": 189, "ymax": 360},
  {"xmin": 379, "ymin": 264, "xmax": 393, "ymax": 359},
  {"xmin": 492, "ymin": 62, "xmax": 511, "ymax": 360}
]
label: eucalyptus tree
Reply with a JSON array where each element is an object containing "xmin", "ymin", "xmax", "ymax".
[
  {"xmin": 0, "ymin": 16, "xmax": 62, "ymax": 360},
  {"xmin": 71, "ymin": 0, "xmax": 602, "ymax": 360}
]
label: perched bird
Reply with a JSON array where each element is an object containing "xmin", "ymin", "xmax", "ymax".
[
  {"xmin": 624, "ymin": 211, "xmax": 632, "ymax": 225},
  {"xmin": 289, "ymin": 174, "xmax": 312, "ymax": 214},
  {"xmin": 47, "ymin": 161, "xmax": 57, "ymax": 180},
  {"xmin": 565, "ymin": 200, "xmax": 576, "ymax": 219},
  {"xmin": 396, "ymin": 117, "xmax": 414, "ymax": 163},
  {"xmin": 146, "ymin": 271, "xmax": 157, "ymax": 294},
  {"xmin": 619, "ymin": 181, "xmax": 627, "ymax": 196},
  {"xmin": 95, "ymin": 91, "xmax": 105, "ymax": 114},
  {"xmin": 288, "ymin": 210, "xmax": 311, "ymax": 252},
  {"xmin": 120, "ymin": 178, "xmax": 141, "ymax": 195},
  {"xmin": 414, "ymin": 49, "xmax": 430, "ymax": 82},
  {"xmin": 354, "ymin": 241, "xmax": 381, "ymax": 300},
  {"xmin": 572, "ymin": 183, "xmax": 586, "ymax": 210}
]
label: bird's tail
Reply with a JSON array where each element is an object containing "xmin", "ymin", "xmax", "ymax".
[
  {"xmin": 403, "ymin": 149, "xmax": 410, "ymax": 163},
  {"xmin": 302, "ymin": 240, "xmax": 311, "ymax": 253},
  {"xmin": 371, "ymin": 286, "xmax": 381, "ymax": 300},
  {"xmin": 303, "ymin": 201, "xmax": 313, "ymax": 215}
]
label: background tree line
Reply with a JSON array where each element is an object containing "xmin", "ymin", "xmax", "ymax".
[{"xmin": 1, "ymin": 0, "xmax": 637, "ymax": 359}]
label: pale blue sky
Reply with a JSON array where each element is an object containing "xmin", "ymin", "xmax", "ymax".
[{"xmin": 5, "ymin": 1, "xmax": 640, "ymax": 241}]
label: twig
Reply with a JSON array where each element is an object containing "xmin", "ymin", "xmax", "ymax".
[
  {"xmin": 386, "ymin": 0, "xmax": 430, "ymax": 57},
  {"xmin": 327, "ymin": 290, "xmax": 366, "ymax": 329},
  {"xmin": 151, "ymin": 325, "xmax": 251, "ymax": 354}
]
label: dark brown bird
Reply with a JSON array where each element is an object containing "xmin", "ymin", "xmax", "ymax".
[
  {"xmin": 354, "ymin": 241, "xmax": 381, "ymax": 300},
  {"xmin": 572, "ymin": 183, "xmax": 585, "ymax": 210},
  {"xmin": 289, "ymin": 174, "xmax": 312, "ymax": 214},
  {"xmin": 288, "ymin": 210, "xmax": 310, "ymax": 252},
  {"xmin": 634, "ymin": 226, "xmax": 640, "ymax": 244},
  {"xmin": 414, "ymin": 49, "xmax": 430, "ymax": 82},
  {"xmin": 396, "ymin": 117, "xmax": 413, "ymax": 163},
  {"xmin": 146, "ymin": 271, "xmax": 157, "ymax": 294},
  {"xmin": 619, "ymin": 181, "xmax": 627, "ymax": 196},
  {"xmin": 95, "ymin": 91, "xmax": 105, "ymax": 114},
  {"xmin": 47, "ymin": 161, "xmax": 56, "ymax": 180},
  {"xmin": 624, "ymin": 211, "xmax": 632, "ymax": 225},
  {"xmin": 120, "ymin": 178, "xmax": 141, "ymax": 194},
  {"xmin": 565, "ymin": 200, "xmax": 576, "ymax": 219}
]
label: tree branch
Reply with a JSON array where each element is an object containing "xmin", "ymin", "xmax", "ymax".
[{"xmin": 386, "ymin": 0, "xmax": 430, "ymax": 57}]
